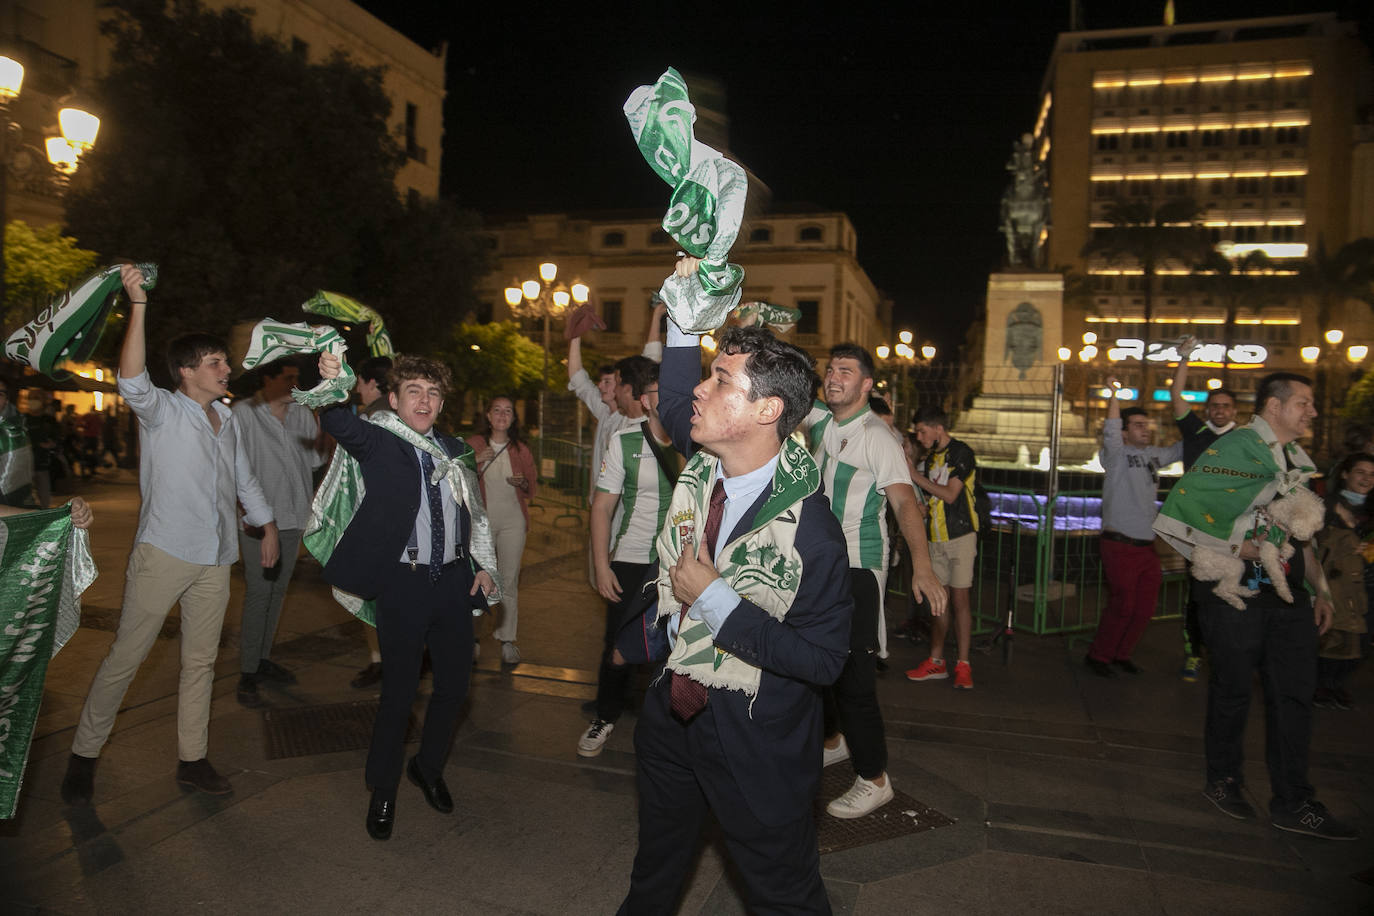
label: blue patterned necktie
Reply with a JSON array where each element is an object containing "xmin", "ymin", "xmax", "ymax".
[{"xmin": 421, "ymin": 450, "xmax": 444, "ymax": 582}]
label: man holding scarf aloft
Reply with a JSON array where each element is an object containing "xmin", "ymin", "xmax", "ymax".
[
  {"xmin": 1155, "ymin": 372, "xmax": 1357, "ymax": 841},
  {"xmin": 317, "ymin": 350, "xmax": 497, "ymax": 841}
]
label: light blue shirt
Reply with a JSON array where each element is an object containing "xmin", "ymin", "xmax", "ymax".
[
  {"xmin": 399, "ymin": 438, "xmax": 459, "ymax": 566},
  {"xmin": 118, "ymin": 370, "xmax": 273, "ymax": 566},
  {"xmin": 669, "ymin": 454, "xmax": 780, "ymax": 644}
]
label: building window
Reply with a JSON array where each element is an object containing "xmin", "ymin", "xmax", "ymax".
[
  {"xmin": 1234, "ymin": 176, "xmax": 1262, "ymax": 195},
  {"xmin": 796, "ymin": 300, "xmax": 820, "ymax": 335},
  {"xmin": 1127, "ymin": 180, "xmax": 1151, "ymax": 198},
  {"xmin": 601, "ymin": 231, "xmax": 625, "ymax": 247},
  {"xmin": 1271, "ymin": 175, "xmax": 1301, "ymax": 195},
  {"xmin": 1273, "ymin": 126, "xmax": 1304, "ymax": 145},
  {"xmin": 1236, "ymin": 127, "xmax": 1263, "ymax": 146},
  {"xmin": 1272, "ymin": 225, "xmax": 1299, "ymax": 243},
  {"xmin": 1209, "ymin": 178, "xmax": 1227, "ymax": 195},
  {"xmin": 1129, "ymin": 132, "xmax": 1155, "ymax": 150},
  {"xmin": 405, "ymin": 103, "xmax": 426, "ymax": 163},
  {"xmin": 1162, "ymin": 179, "xmax": 1188, "ymax": 197},
  {"xmin": 1164, "ymin": 131, "xmax": 1190, "ymax": 149},
  {"xmin": 1095, "ymin": 134, "xmax": 1120, "ymax": 151},
  {"xmin": 1233, "ymin": 225, "xmax": 1260, "ymax": 243},
  {"xmin": 1094, "ymin": 182, "xmax": 1119, "ymax": 199},
  {"xmin": 649, "ymin": 229, "xmax": 671, "ymax": 246},
  {"xmin": 798, "ymin": 225, "xmax": 824, "ymax": 243},
  {"xmin": 750, "ymin": 226, "xmax": 772, "ymax": 243},
  {"xmin": 1200, "ymin": 129, "xmax": 1227, "ymax": 147},
  {"xmin": 602, "ymin": 300, "xmax": 623, "ymax": 333}
]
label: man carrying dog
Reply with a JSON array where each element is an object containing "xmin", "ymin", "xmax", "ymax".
[{"xmin": 1155, "ymin": 372, "xmax": 1357, "ymax": 840}]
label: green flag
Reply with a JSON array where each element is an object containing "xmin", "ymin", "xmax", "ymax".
[
  {"xmin": 4, "ymin": 262, "xmax": 157, "ymax": 378},
  {"xmin": 301, "ymin": 291, "xmax": 395, "ymax": 357},
  {"xmin": 625, "ymin": 67, "xmax": 748, "ymax": 332},
  {"xmin": 0, "ymin": 505, "xmax": 97, "ymax": 818},
  {"xmin": 0, "ymin": 416, "xmax": 34, "ymax": 507}
]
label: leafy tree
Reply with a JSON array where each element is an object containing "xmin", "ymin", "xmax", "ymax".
[
  {"xmin": 1297, "ymin": 237, "xmax": 1374, "ymax": 334},
  {"xmin": 441, "ymin": 321, "xmax": 546, "ymax": 405},
  {"xmin": 1081, "ymin": 198, "xmax": 1212, "ymax": 400},
  {"xmin": 61, "ymin": 0, "xmax": 488, "ymax": 369},
  {"xmin": 2, "ymin": 220, "xmax": 99, "ymax": 333},
  {"xmin": 1190, "ymin": 249, "xmax": 1280, "ymax": 389}
]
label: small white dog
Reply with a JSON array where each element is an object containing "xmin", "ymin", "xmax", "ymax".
[{"xmin": 1190, "ymin": 486, "xmax": 1325, "ymax": 609}]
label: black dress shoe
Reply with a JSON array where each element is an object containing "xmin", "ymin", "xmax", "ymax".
[
  {"xmin": 1084, "ymin": 655, "xmax": 1117, "ymax": 678},
  {"xmin": 407, "ymin": 756, "xmax": 453, "ymax": 814},
  {"xmin": 1113, "ymin": 659, "xmax": 1144, "ymax": 675},
  {"xmin": 256, "ymin": 658, "xmax": 297, "ymax": 685},
  {"xmin": 367, "ymin": 792, "xmax": 395, "ymax": 840},
  {"xmin": 61, "ymin": 754, "xmax": 97, "ymax": 805},
  {"xmin": 237, "ymin": 674, "xmax": 265, "ymax": 708}
]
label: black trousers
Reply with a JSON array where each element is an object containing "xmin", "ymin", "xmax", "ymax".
[
  {"xmin": 619, "ymin": 678, "xmax": 831, "ymax": 916},
  {"xmin": 366, "ymin": 561, "xmax": 474, "ymax": 798},
  {"xmin": 1198, "ymin": 582, "xmax": 1316, "ymax": 812},
  {"xmin": 596, "ymin": 561, "xmax": 652, "ymax": 723},
  {"xmin": 822, "ymin": 568, "xmax": 887, "ymax": 780},
  {"xmin": 1182, "ymin": 560, "xmax": 1204, "ymax": 656}
]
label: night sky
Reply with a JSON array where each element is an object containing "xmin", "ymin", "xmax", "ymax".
[{"xmin": 355, "ymin": 1, "xmax": 1372, "ymax": 354}]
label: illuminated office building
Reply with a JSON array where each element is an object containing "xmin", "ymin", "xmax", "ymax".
[{"xmin": 1032, "ymin": 12, "xmax": 1373, "ymax": 394}]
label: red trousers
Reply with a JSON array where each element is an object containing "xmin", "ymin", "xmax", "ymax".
[{"xmin": 1089, "ymin": 537, "xmax": 1163, "ymax": 663}]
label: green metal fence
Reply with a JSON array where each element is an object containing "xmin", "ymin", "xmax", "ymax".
[{"xmin": 528, "ymin": 434, "xmax": 589, "ymax": 527}]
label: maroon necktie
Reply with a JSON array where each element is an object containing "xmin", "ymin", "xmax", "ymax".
[{"xmin": 670, "ymin": 479, "xmax": 728, "ymax": 723}]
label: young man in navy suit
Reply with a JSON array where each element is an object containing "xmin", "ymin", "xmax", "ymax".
[
  {"xmin": 318, "ymin": 351, "xmax": 495, "ymax": 840},
  {"xmin": 618, "ymin": 276, "xmax": 853, "ymax": 914}
]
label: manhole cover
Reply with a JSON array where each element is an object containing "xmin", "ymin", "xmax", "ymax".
[
  {"xmin": 261, "ymin": 700, "xmax": 418, "ymax": 760},
  {"xmin": 814, "ymin": 765, "xmax": 955, "ymax": 854}
]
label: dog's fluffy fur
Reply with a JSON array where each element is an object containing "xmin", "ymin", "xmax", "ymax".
[{"xmin": 1189, "ymin": 487, "xmax": 1325, "ymax": 609}]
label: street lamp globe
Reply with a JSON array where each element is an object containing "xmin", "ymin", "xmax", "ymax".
[
  {"xmin": 45, "ymin": 136, "xmax": 80, "ymax": 173},
  {"xmin": 552, "ymin": 289, "xmax": 571, "ymax": 311},
  {"xmin": 876, "ymin": 345, "xmax": 890, "ymax": 359},
  {"xmin": 1325, "ymin": 328, "xmax": 1344, "ymax": 346},
  {"xmin": 504, "ymin": 287, "xmax": 523, "ymax": 307},
  {"xmin": 898, "ymin": 330, "xmax": 913, "ymax": 345},
  {"xmin": 1300, "ymin": 346, "xmax": 1320, "ymax": 363},
  {"xmin": 1349, "ymin": 345, "xmax": 1369, "ymax": 364},
  {"xmin": 1082, "ymin": 344, "xmax": 1099, "ymax": 360},
  {"xmin": 0, "ymin": 56, "xmax": 23, "ymax": 99},
  {"xmin": 895, "ymin": 343, "xmax": 914, "ymax": 360},
  {"xmin": 58, "ymin": 106, "xmax": 99, "ymax": 149},
  {"xmin": 921, "ymin": 344, "xmax": 936, "ymax": 360},
  {"xmin": 521, "ymin": 280, "xmax": 541, "ymax": 301},
  {"xmin": 539, "ymin": 262, "xmax": 558, "ymax": 283},
  {"xmin": 1082, "ymin": 331, "xmax": 1097, "ymax": 345},
  {"xmin": 570, "ymin": 282, "xmax": 589, "ymax": 304},
  {"xmin": 1057, "ymin": 347, "xmax": 1071, "ymax": 361}
]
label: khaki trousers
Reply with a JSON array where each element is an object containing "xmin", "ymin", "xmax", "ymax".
[{"xmin": 72, "ymin": 543, "xmax": 231, "ymax": 761}]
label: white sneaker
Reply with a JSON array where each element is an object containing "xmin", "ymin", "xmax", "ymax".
[
  {"xmin": 501, "ymin": 642, "xmax": 521, "ymax": 665},
  {"xmin": 822, "ymin": 735, "xmax": 850, "ymax": 767},
  {"xmin": 826, "ymin": 774, "xmax": 894, "ymax": 819},
  {"xmin": 577, "ymin": 719, "xmax": 615, "ymax": 757}
]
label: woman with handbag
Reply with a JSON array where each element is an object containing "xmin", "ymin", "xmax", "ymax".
[{"xmin": 469, "ymin": 396, "xmax": 538, "ymax": 665}]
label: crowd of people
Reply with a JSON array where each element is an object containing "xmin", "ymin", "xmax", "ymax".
[{"xmin": 5, "ymin": 259, "xmax": 1360, "ymax": 915}]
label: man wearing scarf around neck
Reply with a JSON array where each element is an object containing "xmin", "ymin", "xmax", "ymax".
[
  {"xmin": 1155, "ymin": 372, "xmax": 1357, "ymax": 841},
  {"xmin": 317, "ymin": 351, "xmax": 496, "ymax": 841},
  {"xmin": 618, "ymin": 259, "xmax": 852, "ymax": 914}
]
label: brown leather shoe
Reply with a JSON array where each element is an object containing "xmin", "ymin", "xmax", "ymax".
[{"xmin": 177, "ymin": 758, "xmax": 233, "ymax": 795}]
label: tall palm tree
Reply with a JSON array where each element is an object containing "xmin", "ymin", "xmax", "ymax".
[
  {"xmin": 1191, "ymin": 249, "xmax": 1279, "ymax": 389},
  {"xmin": 1081, "ymin": 198, "xmax": 1213, "ymax": 404}
]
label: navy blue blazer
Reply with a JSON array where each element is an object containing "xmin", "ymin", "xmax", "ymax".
[
  {"xmin": 657, "ymin": 343, "xmax": 853, "ymax": 827},
  {"xmin": 319, "ymin": 406, "xmax": 474, "ymax": 600}
]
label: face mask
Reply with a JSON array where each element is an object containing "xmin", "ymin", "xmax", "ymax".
[{"xmin": 1341, "ymin": 489, "xmax": 1367, "ymax": 507}]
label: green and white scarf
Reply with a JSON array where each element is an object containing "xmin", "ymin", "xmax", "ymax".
[
  {"xmin": 242, "ymin": 319, "xmax": 355, "ymax": 408},
  {"xmin": 655, "ymin": 437, "xmax": 817, "ymax": 701},
  {"xmin": 1154, "ymin": 416, "xmax": 1316, "ymax": 559},
  {"xmin": 303, "ymin": 410, "xmax": 502, "ymax": 625},
  {"xmin": 625, "ymin": 67, "xmax": 747, "ymax": 333},
  {"xmin": 0, "ymin": 504, "xmax": 97, "ymax": 818},
  {"xmin": 301, "ymin": 291, "xmax": 395, "ymax": 357},
  {"xmin": 4, "ymin": 262, "xmax": 157, "ymax": 378},
  {"xmin": 735, "ymin": 301, "xmax": 802, "ymax": 334}
]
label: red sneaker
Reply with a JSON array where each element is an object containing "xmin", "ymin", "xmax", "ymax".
[
  {"xmin": 953, "ymin": 661, "xmax": 973, "ymax": 690},
  {"xmin": 905, "ymin": 658, "xmax": 948, "ymax": 682}
]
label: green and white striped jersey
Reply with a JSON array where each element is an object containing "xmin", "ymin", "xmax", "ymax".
[
  {"xmin": 596, "ymin": 418, "xmax": 675, "ymax": 564},
  {"xmin": 804, "ymin": 403, "xmax": 909, "ymax": 571}
]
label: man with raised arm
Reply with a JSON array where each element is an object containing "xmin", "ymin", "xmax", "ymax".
[
  {"xmin": 617, "ymin": 263, "xmax": 852, "ymax": 912},
  {"xmin": 1169, "ymin": 338, "xmax": 1239, "ymax": 682},
  {"xmin": 63, "ymin": 264, "xmax": 279, "ymax": 804}
]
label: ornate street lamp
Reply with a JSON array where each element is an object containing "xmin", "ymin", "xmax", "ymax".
[
  {"xmin": 0, "ymin": 53, "xmax": 101, "ymax": 311},
  {"xmin": 504, "ymin": 261, "xmax": 590, "ymax": 473}
]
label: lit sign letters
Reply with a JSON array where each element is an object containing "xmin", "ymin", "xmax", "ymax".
[{"xmin": 1105, "ymin": 339, "xmax": 1267, "ymax": 365}]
